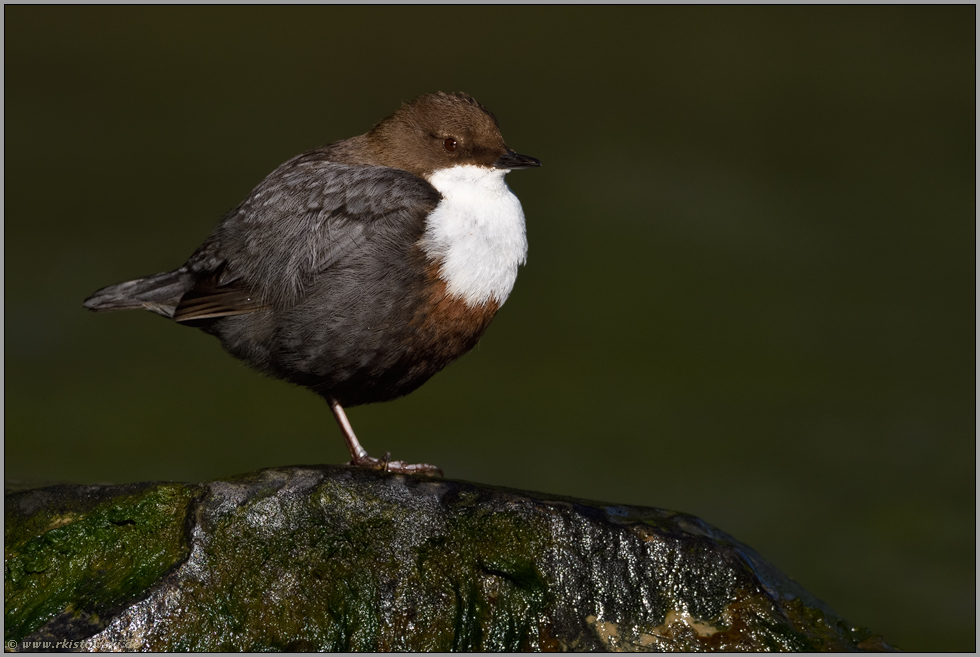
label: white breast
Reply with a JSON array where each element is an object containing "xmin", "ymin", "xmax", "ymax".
[{"xmin": 420, "ymin": 165, "xmax": 528, "ymax": 308}]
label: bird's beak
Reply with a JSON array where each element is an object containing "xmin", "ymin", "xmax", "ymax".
[{"xmin": 494, "ymin": 149, "xmax": 542, "ymax": 170}]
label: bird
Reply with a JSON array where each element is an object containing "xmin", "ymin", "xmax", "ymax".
[{"xmin": 83, "ymin": 91, "xmax": 540, "ymax": 477}]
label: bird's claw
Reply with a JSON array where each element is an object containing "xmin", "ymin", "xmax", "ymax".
[{"xmin": 347, "ymin": 453, "xmax": 443, "ymax": 477}]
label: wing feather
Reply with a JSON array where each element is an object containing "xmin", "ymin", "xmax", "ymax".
[{"xmin": 174, "ymin": 153, "xmax": 441, "ymax": 321}]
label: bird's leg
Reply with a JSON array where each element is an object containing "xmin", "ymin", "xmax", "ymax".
[
  {"xmin": 327, "ymin": 397, "xmax": 443, "ymax": 477},
  {"xmin": 327, "ymin": 396, "xmax": 369, "ymax": 461}
]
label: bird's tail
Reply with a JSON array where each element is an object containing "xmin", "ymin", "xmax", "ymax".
[{"xmin": 83, "ymin": 268, "xmax": 197, "ymax": 319}]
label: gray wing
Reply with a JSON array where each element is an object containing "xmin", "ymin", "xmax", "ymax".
[{"xmin": 174, "ymin": 154, "xmax": 441, "ymax": 322}]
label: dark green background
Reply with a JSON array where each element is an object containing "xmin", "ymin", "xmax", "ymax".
[{"xmin": 5, "ymin": 7, "xmax": 974, "ymax": 652}]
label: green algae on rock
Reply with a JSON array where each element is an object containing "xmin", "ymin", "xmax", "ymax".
[
  {"xmin": 4, "ymin": 466, "xmax": 893, "ymax": 652},
  {"xmin": 5, "ymin": 482, "xmax": 196, "ymax": 643}
]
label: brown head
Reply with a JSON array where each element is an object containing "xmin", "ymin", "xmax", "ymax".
[{"xmin": 365, "ymin": 92, "xmax": 540, "ymax": 179}]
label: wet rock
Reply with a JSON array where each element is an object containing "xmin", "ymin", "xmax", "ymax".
[{"xmin": 4, "ymin": 465, "xmax": 893, "ymax": 651}]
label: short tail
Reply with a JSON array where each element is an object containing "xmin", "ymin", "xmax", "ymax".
[{"xmin": 83, "ymin": 269, "xmax": 197, "ymax": 319}]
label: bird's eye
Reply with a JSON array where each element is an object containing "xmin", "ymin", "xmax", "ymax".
[{"xmin": 443, "ymin": 138, "xmax": 458, "ymax": 153}]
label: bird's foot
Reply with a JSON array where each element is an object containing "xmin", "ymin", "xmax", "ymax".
[{"xmin": 347, "ymin": 451, "xmax": 443, "ymax": 477}]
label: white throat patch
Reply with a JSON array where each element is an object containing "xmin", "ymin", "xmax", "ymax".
[{"xmin": 421, "ymin": 165, "xmax": 528, "ymax": 307}]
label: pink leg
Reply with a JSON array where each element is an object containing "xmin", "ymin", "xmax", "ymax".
[{"xmin": 327, "ymin": 397, "xmax": 443, "ymax": 477}]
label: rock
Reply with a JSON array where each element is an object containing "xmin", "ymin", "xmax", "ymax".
[{"xmin": 4, "ymin": 465, "xmax": 892, "ymax": 652}]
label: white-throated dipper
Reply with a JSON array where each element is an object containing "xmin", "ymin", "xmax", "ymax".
[{"xmin": 84, "ymin": 91, "xmax": 540, "ymax": 476}]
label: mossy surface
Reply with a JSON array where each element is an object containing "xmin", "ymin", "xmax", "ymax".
[
  {"xmin": 113, "ymin": 470, "xmax": 556, "ymax": 651},
  {"xmin": 5, "ymin": 483, "xmax": 196, "ymax": 643},
  {"xmin": 4, "ymin": 467, "xmax": 892, "ymax": 652}
]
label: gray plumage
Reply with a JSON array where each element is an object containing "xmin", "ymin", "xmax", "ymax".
[{"xmin": 86, "ymin": 148, "xmax": 444, "ymax": 405}]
